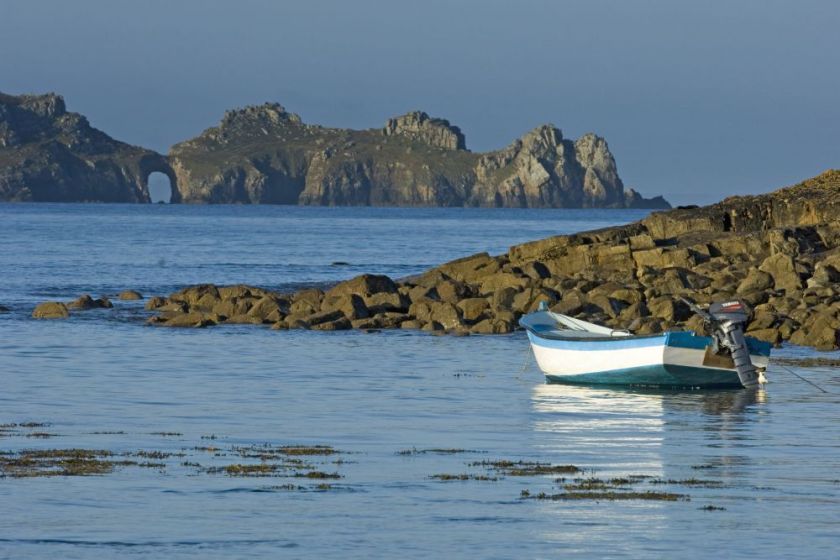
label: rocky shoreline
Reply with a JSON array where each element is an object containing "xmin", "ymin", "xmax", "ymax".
[{"xmin": 26, "ymin": 170, "xmax": 840, "ymax": 352}]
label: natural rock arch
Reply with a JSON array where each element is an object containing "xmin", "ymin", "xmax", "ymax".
[{"xmin": 138, "ymin": 155, "xmax": 180, "ymax": 203}]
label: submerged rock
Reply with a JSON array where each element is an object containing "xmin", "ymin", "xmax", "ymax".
[
  {"xmin": 32, "ymin": 302, "xmax": 69, "ymax": 319},
  {"xmin": 118, "ymin": 290, "xmax": 143, "ymax": 300}
]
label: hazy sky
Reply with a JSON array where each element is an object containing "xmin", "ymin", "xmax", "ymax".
[{"xmin": 2, "ymin": 0, "xmax": 838, "ymax": 204}]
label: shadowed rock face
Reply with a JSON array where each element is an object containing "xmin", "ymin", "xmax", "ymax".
[
  {"xmin": 168, "ymin": 102, "xmax": 670, "ymax": 208},
  {"xmin": 141, "ymin": 170, "xmax": 840, "ymax": 351},
  {"xmin": 0, "ymin": 92, "xmax": 176, "ymax": 202}
]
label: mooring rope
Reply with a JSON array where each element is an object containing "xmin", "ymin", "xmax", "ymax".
[
  {"xmin": 773, "ymin": 363, "xmax": 832, "ymax": 394},
  {"xmin": 516, "ymin": 345, "xmax": 534, "ymax": 383}
]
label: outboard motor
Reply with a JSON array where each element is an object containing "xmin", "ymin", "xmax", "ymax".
[{"xmin": 683, "ymin": 299, "xmax": 762, "ymax": 389}]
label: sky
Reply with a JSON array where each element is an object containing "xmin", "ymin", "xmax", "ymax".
[{"xmin": 1, "ymin": 0, "xmax": 838, "ymax": 205}]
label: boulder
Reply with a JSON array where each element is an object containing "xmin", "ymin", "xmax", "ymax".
[
  {"xmin": 518, "ymin": 261, "xmax": 551, "ymax": 280},
  {"xmin": 212, "ymin": 298, "xmax": 252, "ymax": 318},
  {"xmin": 491, "ymin": 287, "xmax": 519, "ymax": 311},
  {"xmin": 807, "ymin": 263, "xmax": 840, "ymax": 288},
  {"xmin": 789, "ymin": 312, "xmax": 840, "ymax": 350},
  {"xmin": 436, "ymin": 252, "xmax": 501, "ymax": 283},
  {"xmin": 736, "ymin": 269, "xmax": 774, "ymax": 294},
  {"xmin": 325, "ymin": 274, "xmax": 397, "ymax": 299},
  {"xmin": 552, "ymin": 289, "xmax": 587, "ymax": 315},
  {"xmin": 301, "ymin": 309, "xmax": 344, "ymax": 326},
  {"xmin": 247, "ymin": 295, "xmax": 287, "ymax": 322},
  {"xmin": 218, "ymin": 285, "xmax": 254, "ymax": 300},
  {"xmin": 32, "ymin": 301, "xmax": 70, "ymax": 319},
  {"xmin": 435, "ymin": 278, "xmax": 470, "ymax": 303},
  {"xmin": 118, "ymin": 290, "xmax": 143, "ymax": 301},
  {"xmin": 364, "ymin": 292, "xmax": 409, "ymax": 314},
  {"xmin": 170, "ymin": 284, "xmax": 220, "ymax": 307},
  {"xmin": 155, "ymin": 301, "xmax": 189, "ymax": 314},
  {"xmin": 310, "ymin": 317, "xmax": 352, "ymax": 331},
  {"xmin": 144, "ymin": 296, "xmax": 168, "ymax": 310},
  {"xmin": 747, "ymin": 328, "xmax": 782, "ymax": 346},
  {"xmin": 67, "ymin": 294, "xmax": 112, "ymax": 310},
  {"xmin": 321, "ymin": 294, "xmax": 370, "ymax": 320},
  {"xmin": 290, "ymin": 288, "xmax": 323, "ymax": 315},
  {"xmin": 430, "ymin": 302, "xmax": 464, "ymax": 330},
  {"xmin": 155, "ymin": 312, "xmax": 217, "ymax": 328},
  {"xmin": 406, "ymin": 285, "xmax": 438, "ymax": 303},
  {"xmin": 647, "ymin": 296, "xmax": 690, "ymax": 322},
  {"xmin": 759, "ymin": 253, "xmax": 802, "ymax": 292},
  {"xmin": 478, "ymin": 272, "xmax": 530, "ymax": 295},
  {"xmin": 372, "ymin": 312, "xmax": 410, "ymax": 328},
  {"xmin": 457, "ymin": 298, "xmax": 489, "ymax": 322},
  {"xmin": 224, "ymin": 314, "xmax": 264, "ymax": 325}
]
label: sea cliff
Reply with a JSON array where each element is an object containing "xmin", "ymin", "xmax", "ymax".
[
  {"xmin": 169, "ymin": 103, "xmax": 669, "ymax": 208},
  {"xmin": 0, "ymin": 92, "xmax": 173, "ymax": 202}
]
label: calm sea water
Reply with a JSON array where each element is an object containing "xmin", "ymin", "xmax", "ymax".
[{"xmin": 1, "ymin": 204, "xmax": 838, "ymax": 559}]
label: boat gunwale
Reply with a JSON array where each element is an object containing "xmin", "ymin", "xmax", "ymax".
[{"xmin": 522, "ymin": 326, "xmax": 672, "ymax": 344}]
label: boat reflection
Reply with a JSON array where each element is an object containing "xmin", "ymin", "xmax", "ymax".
[
  {"xmin": 529, "ymin": 384, "xmax": 768, "ymax": 548},
  {"xmin": 530, "ymin": 384, "xmax": 767, "ymax": 476}
]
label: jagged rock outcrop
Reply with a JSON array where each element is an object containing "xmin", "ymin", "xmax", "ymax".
[
  {"xmin": 144, "ymin": 170, "xmax": 840, "ymax": 351},
  {"xmin": 169, "ymin": 102, "xmax": 669, "ymax": 208},
  {"xmin": 0, "ymin": 91, "xmax": 175, "ymax": 202},
  {"xmin": 382, "ymin": 111, "xmax": 466, "ymax": 150}
]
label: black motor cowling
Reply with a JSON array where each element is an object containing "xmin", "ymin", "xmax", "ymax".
[
  {"xmin": 684, "ymin": 298, "xmax": 762, "ymax": 389},
  {"xmin": 708, "ymin": 300, "xmax": 751, "ymax": 325}
]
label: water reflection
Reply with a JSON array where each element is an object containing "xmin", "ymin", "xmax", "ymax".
[
  {"xmin": 530, "ymin": 385, "xmax": 769, "ymax": 551},
  {"xmin": 530, "ymin": 384, "xmax": 767, "ymax": 475}
]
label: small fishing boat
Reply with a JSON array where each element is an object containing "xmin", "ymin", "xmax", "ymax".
[{"xmin": 520, "ymin": 300, "xmax": 771, "ymax": 389}]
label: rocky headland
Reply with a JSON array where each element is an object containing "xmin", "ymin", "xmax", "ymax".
[
  {"xmin": 0, "ymin": 92, "xmax": 174, "ymax": 202},
  {"xmin": 0, "ymin": 91, "xmax": 668, "ymax": 207},
  {"xmin": 44, "ymin": 169, "xmax": 832, "ymax": 351},
  {"xmin": 169, "ymin": 104, "xmax": 669, "ymax": 208}
]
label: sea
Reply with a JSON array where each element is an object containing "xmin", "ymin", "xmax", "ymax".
[{"xmin": 0, "ymin": 204, "xmax": 838, "ymax": 559}]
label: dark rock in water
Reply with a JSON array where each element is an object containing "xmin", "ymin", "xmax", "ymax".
[
  {"xmin": 32, "ymin": 301, "xmax": 69, "ymax": 319},
  {"xmin": 0, "ymin": 91, "xmax": 175, "ymax": 202},
  {"xmin": 0, "ymin": 304, "xmax": 10, "ymax": 313},
  {"xmin": 67, "ymin": 294, "xmax": 112, "ymax": 310},
  {"xmin": 168, "ymin": 102, "xmax": 669, "ymax": 208}
]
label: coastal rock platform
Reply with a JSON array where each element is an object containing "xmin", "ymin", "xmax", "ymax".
[{"xmin": 136, "ymin": 170, "xmax": 840, "ymax": 351}]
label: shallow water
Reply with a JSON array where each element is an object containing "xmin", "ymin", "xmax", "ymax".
[{"xmin": 1, "ymin": 204, "xmax": 838, "ymax": 559}]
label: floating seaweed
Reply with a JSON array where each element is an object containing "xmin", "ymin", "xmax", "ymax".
[
  {"xmin": 470, "ymin": 460, "xmax": 581, "ymax": 476},
  {"xmin": 429, "ymin": 473, "xmax": 497, "ymax": 482}
]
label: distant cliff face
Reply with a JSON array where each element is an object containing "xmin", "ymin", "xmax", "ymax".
[
  {"xmin": 0, "ymin": 92, "xmax": 174, "ymax": 202},
  {"xmin": 169, "ymin": 103, "xmax": 669, "ymax": 208}
]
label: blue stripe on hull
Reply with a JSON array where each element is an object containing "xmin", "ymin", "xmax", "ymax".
[
  {"xmin": 527, "ymin": 329, "xmax": 771, "ymax": 357},
  {"xmin": 545, "ymin": 364, "xmax": 743, "ymax": 389}
]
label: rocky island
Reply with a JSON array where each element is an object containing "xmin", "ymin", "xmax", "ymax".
[
  {"xmin": 169, "ymin": 103, "xmax": 669, "ymax": 208},
  {"xmin": 0, "ymin": 92, "xmax": 173, "ymax": 202},
  {"xmin": 32, "ymin": 169, "xmax": 840, "ymax": 352},
  {"xmin": 0, "ymin": 91, "xmax": 668, "ymax": 207}
]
